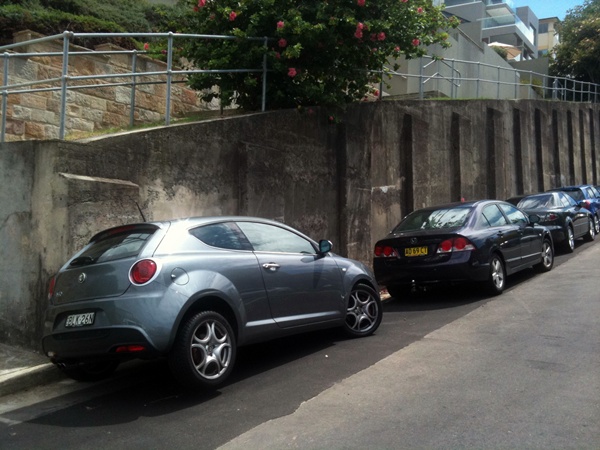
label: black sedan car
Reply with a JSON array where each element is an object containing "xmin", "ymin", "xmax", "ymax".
[
  {"xmin": 548, "ymin": 185, "xmax": 600, "ymax": 235},
  {"xmin": 374, "ymin": 200, "xmax": 554, "ymax": 298},
  {"xmin": 514, "ymin": 192, "xmax": 595, "ymax": 252}
]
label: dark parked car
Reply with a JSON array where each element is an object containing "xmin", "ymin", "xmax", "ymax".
[
  {"xmin": 514, "ymin": 192, "xmax": 595, "ymax": 252},
  {"xmin": 373, "ymin": 200, "xmax": 554, "ymax": 298},
  {"xmin": 548, "ymin": 185, "xmax": 600, "ymax": 235},
  {"xmin": 43, "ymin": 217, "xmax": 382, "ymax": 389}
]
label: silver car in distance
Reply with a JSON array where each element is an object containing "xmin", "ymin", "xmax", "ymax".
[{"xmin": 42, "ymin": 217, "xmax": 382, "ymax": 389}]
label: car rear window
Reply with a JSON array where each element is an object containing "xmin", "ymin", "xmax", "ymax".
[
  {"xmin": 518, "ymin": 195, "xmax": 555, "ymax": 209},
  {"xmin": 562, "ymin": 189, "xmax": 584, "ymax": 201},
  {"xmin": 70, "ymin": 226, "xmax": 157, "ymax": 266},
  {"xmin": 394, "ymin": 207, "xmax": 472, "ymax": 232}
]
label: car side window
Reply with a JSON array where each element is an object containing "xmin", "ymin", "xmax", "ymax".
[
  {"xmin": 189, "ymin": 222, "xmax": 252, "ymax": 250},
  {"xmin": 481, "ymin": 205, "xmax": 508, "ymax": 228},
  {"xmin": 499, "ymin": 203, "xmax": 528, "ymax": 225},
  {"xmin": 236, "ymin": 222, "xmax": 316, "ymax": 254}
]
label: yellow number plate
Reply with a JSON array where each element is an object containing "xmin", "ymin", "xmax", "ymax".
[{"xmin": 404, "ymin": 246, "xmax": 428, "ymax": 257}]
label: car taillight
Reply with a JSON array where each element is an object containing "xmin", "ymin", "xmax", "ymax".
[
  {"xmin": 437, "ymin": 237, "xmax": 475, "ymax": 253},
  {"xmin": 374, "ymin": 245, "xmax": 397, "ymax": 257},
  {"xmin": 545, "ymin": 213, "xmax": 559, "ymax": 222},
  {"xmin": 130, "ymin": 259, "xmax": 158, "ymax": 285},
  {"xmin": 47, "ymin": 276, "xmax": 56, "ymax": 301}
]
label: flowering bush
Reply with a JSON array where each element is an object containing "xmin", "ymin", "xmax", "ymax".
[{"xmin": 181, "ymin": 0, "xmax": 458, "ymax": 110}]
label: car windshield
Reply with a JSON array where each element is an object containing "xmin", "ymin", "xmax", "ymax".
[
  {"xmin": 518, "ymin": 195, "xmax": 555, "ymax": 209},
  {"xmin": 393, "ymin": 207, "xmax": 472, "ymax": 232}
]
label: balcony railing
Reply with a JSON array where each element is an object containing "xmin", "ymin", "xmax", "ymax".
[{"xmin": 481, "ymin": 14, "xmax": 535, "ymax": 46}]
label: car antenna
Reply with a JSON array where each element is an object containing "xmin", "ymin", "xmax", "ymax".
[{"xmin": 134, "ymin": 200, "xmax": 147, "ymax": 222}]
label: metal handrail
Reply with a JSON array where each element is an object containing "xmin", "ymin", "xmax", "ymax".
[
  {"xmin": 1, "ymin": 31, "xmax": 273, "ymax": 141},
  {"xmin": 2, "ymin": 31, "xmax": 600, "ymax": 142}
]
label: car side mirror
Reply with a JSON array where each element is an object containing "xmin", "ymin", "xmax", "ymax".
[
  {"xmin": 528, "ymin": 214, "xmax": 541, "ymax": 225},
  {"xmin": 318, "ymin": 240, "xmax": 332, "ymax": 254}
]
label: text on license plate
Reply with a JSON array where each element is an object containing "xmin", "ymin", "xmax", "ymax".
[
  {"xmin": 405, "ymin": 246, "xmax": 428, "ymax": 257},
  {"xmin": 65, "ymin": 312, "xmax": 95, "ymax": 328}
]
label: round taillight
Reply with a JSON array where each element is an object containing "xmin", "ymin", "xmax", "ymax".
[
  {"xmin": 374, "ymin": 245, "xmax": 383, "ymax": 257},
  {"xmin": 130, "ymin": 259, "xmax": 158, "ymax": 285},
  {"xmin": 454, "ymin": 237, "xmax": 468, "ymax": 251},
  {"xmin": 438, "ymin": 239, "xmax": 453, "ymax": 253},
  {"xmin": 383, "ymin": 246, "xmax": 395, "ymax": 257}
]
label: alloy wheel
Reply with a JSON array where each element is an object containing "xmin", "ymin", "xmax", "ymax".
[{"xmin": 344, "ymin": 284, "xmax": 382, "ymax": 337}]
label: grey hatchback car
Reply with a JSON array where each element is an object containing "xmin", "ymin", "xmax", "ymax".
[{"xmin": 42, "ymin": 217, "xmax": 382, "ymax": 389}]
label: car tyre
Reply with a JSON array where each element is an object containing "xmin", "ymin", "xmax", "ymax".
[
  {"xmin": 485, "ymin": 254, "xmax": 505, "ymax": 295},
  {"xmin": 562, "ymin": 225, "xmax": 575, "ymax": 253},
  {"xmin": 169, "ymin": 310, "xmax": 236, "ymax": 390},
  {"xmin": 60, "ymin": 360, "xmax": 120, "ymax": 382},
  {"xmin": 343, "ymin": 284, "xmax": 382, "ymax": 338},
  {"xmin": 535, "ymin": 238, "xmax": 554, "ymax": 273},
  {"xmin": 583, "ymin": 217, "xmax": 596, "ymax": 242},
  {"xmin": 595, "ymin": 214, "xmax": 600, "ymax": 235}
]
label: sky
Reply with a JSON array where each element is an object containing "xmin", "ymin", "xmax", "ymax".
[{"xmin": 511, "ymin": 0, "xmax": 583, "ymax": 20}]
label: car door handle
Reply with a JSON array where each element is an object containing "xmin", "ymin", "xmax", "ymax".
[{"xmin": 262, "ymin": 263, "xmax": 280, "ymax": 272}]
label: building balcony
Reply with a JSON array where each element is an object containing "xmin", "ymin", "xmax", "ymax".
[{"xmin": 481, "ymin": 14, "xmax": 535, "ymax": 48}]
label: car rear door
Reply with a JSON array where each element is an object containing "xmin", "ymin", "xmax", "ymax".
[
  {"xmin": 236, "ymin": 221, "xmax": 345, "ymax": 328},
  {"xmin": 498, "ymin": 203, "xmax": 540, "ymax": 267},
  {"xmin": 481, "ymin": 204, "xmax": 522, "ymax": 271}
]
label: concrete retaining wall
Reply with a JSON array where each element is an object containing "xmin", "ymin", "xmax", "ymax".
[{"xmin": 1, "ymin": 99, "xmax": 598, "ymax": 349}]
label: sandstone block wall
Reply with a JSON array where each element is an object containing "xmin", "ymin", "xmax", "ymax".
[{"xmin": 1, "ymin": 31, "xmax": 213, "ymax": 141}]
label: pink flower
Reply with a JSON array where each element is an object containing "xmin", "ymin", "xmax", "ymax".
[
  {"xmin": 288, "ymin": 67, "xmax": 297, "ymax": 78},
  {"xmin": 370, "ymin": 33, "xmax": 377, "ymax": 41},
  {"xmin": 394, "ymin": 46, "xmax": 401, "ymax": 52},
  {"xmin": 377, "ymin": 32, "xmax": 386, "ymax": 41},
  {"xmin": 277, "ymin": 21, "xmax": 285, "ymax": 29},
  {"xmin": 329, "ymin": 116, "xmax": 334, "ymax": 122},
  {"xmin": 229, "ymin": 11, "xmax": 237, "ymax": 21},
  {"xmin": 356, "ymin": 22, "xmax": 364, "ymax": 30},
  {"xmin": 374, "ymin": 89, "xmax": 379, "ymax": 97},
  {"xmin": 198, "ymin": 0, "xmax": 206, "ymax": 6},
  {"xmin": 417, "ymin": 7, "xmax": 424, "ymax": 13},
  {"xmin": 143, "ymin": 42, "xmax": 149, "ymax": 51},
  {"xmin": 354, "ymin": 30, "xmax": 363, "ymax": 39},
  {"xmin": 193, "ymin": 6, "xmax": 198, "ymax": 12},
  {"xmin": 357, "ymin": 0, "xmax": 365, "ymax": 5},
  {"xmin": 412, "ymin": 38, "xmax": 420, "ymax": 46},
  {"xmin": 401, "ymin": 0, "xmax": 408, "ymax": 2},
  {"xmin": 278, "ymin": 38, "xmax": 287, "ymax": 48},
  {"xmin": 275, "ymin": 52, "xmax": 281, "ymax": 59}
]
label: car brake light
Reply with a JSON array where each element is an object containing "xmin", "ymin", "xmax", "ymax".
[
  {"xmin": 47, "ymin": 276, "xmax": 56, "ymax": 301},
  {"xmin": 130, "ymin": 259, "xmax": 158, "ymax": 285},
  {"xmin": 546, "ymin": 213, "xmax": 558, "ymax": 222},
  {"xmin": 374, "ymin": 245, "xmax": 397, "ymax": 257},
  {"xmin": 437, "ymin": 237, "xmax": 475, "ymax": 253}
]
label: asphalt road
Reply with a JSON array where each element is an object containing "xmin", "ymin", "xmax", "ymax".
[{"xmin": 1, "ymin": 239, "xmax": 598, "ymax": 449}]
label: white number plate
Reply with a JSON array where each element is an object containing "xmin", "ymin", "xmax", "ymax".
[{"xmin": 65, "ymin": 312, "xmax": 95, "ymax": 328}]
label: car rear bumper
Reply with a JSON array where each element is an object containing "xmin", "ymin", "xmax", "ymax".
[
  {"xmin": 41, "ymin": 327, "xmax": 161, "ymax": 364},
  {"xmin": 374, "ymin": 252, "xmax": 489, "ymax": 287}
]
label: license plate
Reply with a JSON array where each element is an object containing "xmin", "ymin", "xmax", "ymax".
[
  {"xmin": 405, "ymin": 246, "xmax": 428, "ymax": 257},
  {"xmin": 65, "ymin": 312, "xmax": 95, "ymax": 328}
]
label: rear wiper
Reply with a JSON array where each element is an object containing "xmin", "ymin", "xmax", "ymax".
[{"xmin": 69, "ymin": 256, "xmax": 96, "ymax": 267}]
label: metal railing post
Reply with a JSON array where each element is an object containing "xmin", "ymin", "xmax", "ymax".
[
  {"xmin": 476, "ymin": 62, "xmax": 480, "ymax": 99},
  {"xmin": 514, "ymin": 70, "xmax": 518, "ymax": 99},
  {"xmin": 130, "ymin": 51, "xmax": 138, "ymax": 127},
  {"xmin": 262, "ymin": 37, "xmax": 267, "ymax": 112},
  {"xmin": 165, "ymin": 32, "xmax": 174, "ymax": 126},
  {"xmin": 379, "ymin": 64, "xmax": 384, "ymax": 100},
  {"xmin": 59, "ymin": 31, "xmax": 72, "ymax": 140},
  {"xmin": 497, "ymin": 66, "xmax": 501, "ymax": 99},
  {"xmin": 419, "ymin": 57, "xmax": 424, "ymax": 100},
  {"xmin": 1, "ymin": 52, "xmax": 9, "ymax": 143},
  {"xmin": 451, "ymin": 59, "xmax": 455, "ymax": 99}
]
